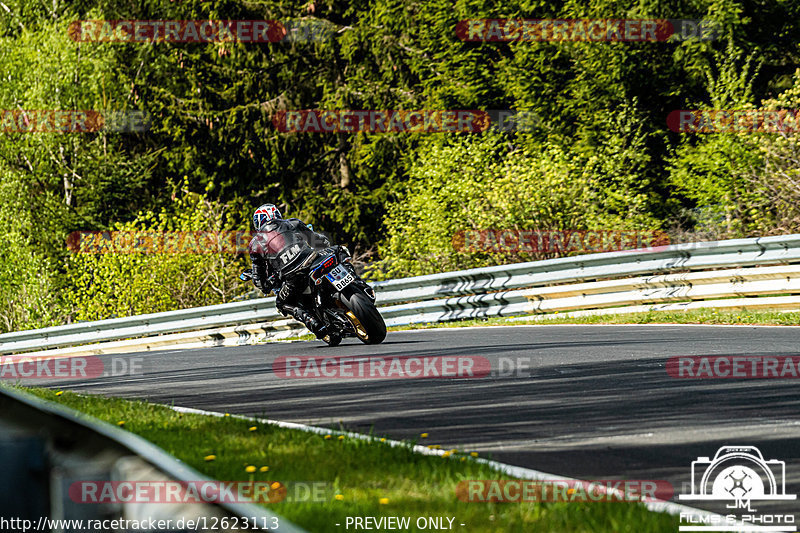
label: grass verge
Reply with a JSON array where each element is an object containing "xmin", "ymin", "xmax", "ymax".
[{"xmin": 24, "ymin": 387, "xmax": 677, "ymax": 533}]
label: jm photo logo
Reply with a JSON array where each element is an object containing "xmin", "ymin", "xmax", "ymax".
[{"xmin": 678, "ymin": 446, "xmax": 796, "ymax": 532}]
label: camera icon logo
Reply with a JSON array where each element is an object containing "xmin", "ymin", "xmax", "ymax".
[{"xmin": 679, "ymin": 446, "xmax": 796, "ymax": 504}]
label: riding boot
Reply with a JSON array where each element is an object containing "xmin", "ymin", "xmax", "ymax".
[{"xmin": 280, "ymin": 304, "xmax": 328, "ymax": 338}]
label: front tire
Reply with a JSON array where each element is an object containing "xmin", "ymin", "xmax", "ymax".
[
  {"xmin": 340, "ymin": 288, "xmax": 386, "ymax": 344},
  {"xmin": 322, "ymin": 332, "xmax": 342, "ymax": 347}
]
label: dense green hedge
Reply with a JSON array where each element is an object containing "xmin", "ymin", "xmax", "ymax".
[{"xmin": 64, "ymin": 189, "xmax": 249, "ymax": 322}]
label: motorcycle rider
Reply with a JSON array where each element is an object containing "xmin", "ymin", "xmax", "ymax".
[{"xmin": 248, "ymin": 203, "xmax": 333, "ymax": 339}]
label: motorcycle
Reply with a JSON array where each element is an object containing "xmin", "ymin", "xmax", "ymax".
[{"xmin": 240, "ymin": 245, "xmax": 386, "ymax": 346}]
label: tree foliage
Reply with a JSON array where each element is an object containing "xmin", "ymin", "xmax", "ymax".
[
  {"xmin": 1, "ymin": 0, "xmax": 800, "ymax": 329},
  {"xmin": 64, "ymin": 188, "xmax": 248, "ymax": 321}
]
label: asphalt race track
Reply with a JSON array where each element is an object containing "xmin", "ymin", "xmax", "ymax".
[{"xmin": 27, "ymin": 325, "xmax": 800, "ymax": 517}]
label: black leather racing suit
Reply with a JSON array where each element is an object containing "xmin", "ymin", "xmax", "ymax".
[{"xmin": 248, "ymin": 218, "xmax": 331, "ymax": 333}]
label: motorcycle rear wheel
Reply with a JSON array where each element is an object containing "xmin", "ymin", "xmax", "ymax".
[{"xmin": 339, "ymin": 287, "xmax": 386, "ymax": 344}]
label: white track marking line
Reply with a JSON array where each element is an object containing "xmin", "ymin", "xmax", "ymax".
[{"xmin": 168, "ymin": 404, "xmax": 738, "ymax": 524}]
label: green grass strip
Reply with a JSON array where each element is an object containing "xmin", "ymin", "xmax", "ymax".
[{"xmin": 23, "ymin": 387, "xmax": 677, "ymax": 532}]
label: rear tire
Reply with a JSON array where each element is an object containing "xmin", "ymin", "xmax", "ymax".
[{"xmin": 340, "ymin": 288, "xmax": 386, "ymax": 344}]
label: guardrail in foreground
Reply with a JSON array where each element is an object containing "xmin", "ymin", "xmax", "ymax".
[
  {"xmin": 3, "ymin": 234, "xmax": 800, "ymax": 355},
  {"xmin": 0, "ymin": 385, "xmax": 306, "ymax": 532}
]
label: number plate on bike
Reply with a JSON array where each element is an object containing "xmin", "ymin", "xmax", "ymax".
[{"xmin": 326, "ymin": 264, "xmax": 355, "ymax": 291}]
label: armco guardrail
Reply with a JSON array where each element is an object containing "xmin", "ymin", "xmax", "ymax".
[
  {"xmin": 0, "ymin": 385, "xmax": 306, "ymax": 532},
  {"xmin": 373, "ymin": 234, "xmax": 800, "ymax": 304},
  {"xmin": 3, "ymin": 234, "xmax": 800, "ymax": 354},
  {"xmin": 0, "ymin": 298, "xmax": 282, "ymax": 352}
]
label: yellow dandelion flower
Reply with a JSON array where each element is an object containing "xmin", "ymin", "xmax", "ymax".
[
  {"xmin": 248, "ymin": 426, "xmax": 257, "ymax": 432},
  {"xmin": 117, "ymin": 421, "xmax": 125, "ymax": 427},
  {"xmin": 379, "ymin": 497, "xmax": 389, "ymax": 504},
  {"xmin": 204, "ymin": 455, "xmax": 216, "ymax": 462},
  {"xmin": 324, "ymin": 435, "xmax": 332, "ymax": 440},
  {"xmin": 420, "ymin": 433, "xmax": 429, "ymax": 438},
  {"xmin": 55, "ymin": 391, "xmax": 64, "ymax": 396},
  {"xmin": 245, "ymin": 465, "xmax": 256, "ymax": 473},
  {"xmin": 259, "ymin": 466, "xmax": 269, "ymax": 472},
  {"xmin": 334, "ymin": 494, "xmax": 344, "ymax": 501},
  {"xmin": 338, "ymin": 435, "xmax": 345, "ymax": 441},
  {"xmin": 470, "ymin": 452, "xmax": 478, "ymax": 457},
  {"xmin": 442, "ymin": 451, "xmax": 451, "ymax": 458},
  {"xmin": 271, "ymin": 482, "xmax": 281, "ymax": 490}
]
